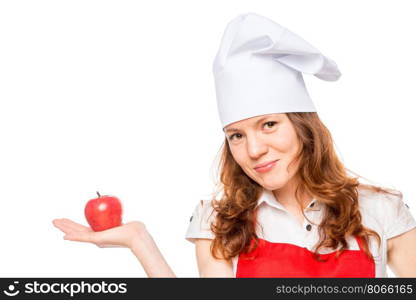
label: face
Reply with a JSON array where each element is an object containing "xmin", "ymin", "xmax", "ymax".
[{"xmin": 224, "ymin": 113, "xmax": 301, "ymax": 191}]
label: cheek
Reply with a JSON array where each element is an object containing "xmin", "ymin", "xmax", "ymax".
[
  {"xmin": 273, "ymin": 131, "xmax": 298, "ymax": 153},
  {"xmin": 230, "ymin": 148, "xmax": 245, "ymax": 165}
]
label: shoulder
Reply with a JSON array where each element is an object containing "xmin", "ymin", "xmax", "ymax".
[
  {"xmin": 357, "ymin": 185, "xmax": 416, "ymax": 239},
  {"xmin": 192, "ymin": 200, "xmax": 217, "ymax": 222},
  {"xmin": 185, "ymin": 199, "xmax": 217, "ymax": 243},
  {"xmin": 355, "ymin": 187, "xmax": 385, "ymax": 234},
  {"xmin": 357, "ymin": 186, "xmax": 402, "ymax": 214}
]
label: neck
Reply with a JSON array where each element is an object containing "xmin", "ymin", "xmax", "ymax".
[{"xmin": 272, "ymin": 176, "xmax": 312, "ymax": 210}]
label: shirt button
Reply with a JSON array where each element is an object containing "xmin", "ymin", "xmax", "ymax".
[
  {"xmin": 306, "ymin": 224, "xmax": 312, "ymax": 231},
  {"xmin": 189, "ymin": 216, "xmax": 193, "ymax": 222}
]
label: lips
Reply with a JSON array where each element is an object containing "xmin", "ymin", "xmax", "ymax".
[{"xmin": 254, "ymin": 159, "xmax": 279, "ymax": 169}]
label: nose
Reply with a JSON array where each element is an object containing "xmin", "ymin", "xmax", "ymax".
[{"xmin": 246, "ymin": 132, "xmax": 268, "ymax": 159}]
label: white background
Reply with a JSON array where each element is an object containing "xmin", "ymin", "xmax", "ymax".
[{"xmin": 0, "ymin": 0, "xmax": 415, "ymax": 277}]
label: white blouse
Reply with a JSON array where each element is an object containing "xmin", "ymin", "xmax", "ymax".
[{"xmin": 185, "ymin": 187, "xmax": 416, "ymax": 277}]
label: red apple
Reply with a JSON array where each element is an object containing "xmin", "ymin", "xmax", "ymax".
[{"xmin": 85, "ymin": 191, "xmax": 123, "ymax": 231}]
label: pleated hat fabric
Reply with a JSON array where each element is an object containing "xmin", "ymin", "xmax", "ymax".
[{"xmin": 212, "ymin": 13, "xmax": 341, "ymax": 129}]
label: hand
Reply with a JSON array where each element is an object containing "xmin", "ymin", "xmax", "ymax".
[{"xmin": 52, "ymin": 218, "xmax": 146, "ymax": 249}]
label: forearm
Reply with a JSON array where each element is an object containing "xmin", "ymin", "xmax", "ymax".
[{"xmin": 129, "ymin": 227, "xmax": 176, "ymax": 277}]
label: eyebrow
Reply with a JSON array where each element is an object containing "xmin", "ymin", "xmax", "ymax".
[{"xmin": 223, "ymin": 116, "xmax": 271, "ymax": 133}]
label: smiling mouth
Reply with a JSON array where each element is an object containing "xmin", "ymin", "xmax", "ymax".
[
  {"xmin": 254, "ymin": 159, "xmax": 279, "ymax": 169},
  {"xmin": 254, "ymin": 160, "xmax": 279, "ymax": 173}
]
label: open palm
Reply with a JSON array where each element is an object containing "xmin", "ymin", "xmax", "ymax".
[{"xmin": 52, "ymin": 218, "xmax": 144, "ymax": 249}]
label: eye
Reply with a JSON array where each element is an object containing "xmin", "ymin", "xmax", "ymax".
[
  {"xmin": 228, "ymin": 121, "xmax": 277, "ymax": 141},
  {"xmin": 229, "ymin": 133, "xmax": 242, "ymax": 141},
  {"xmin": 264, "ymin": 121, "xmax": 277, "ymax": 129}
]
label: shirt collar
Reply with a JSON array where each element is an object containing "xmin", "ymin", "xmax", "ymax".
[{"xmin": 256, "ymin": 188, "xmax": 322, "ymax": 212}]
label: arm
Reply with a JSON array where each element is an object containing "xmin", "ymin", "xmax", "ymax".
[
  {"xmin": 387, "ymin": 227, "xmax": 416, "ymax": 277},
  {"xmin": 195, "ymin": 238, "xmax": 234, "ymax": 277},
  {"xmin": 130, "ymin": 226, "xmax": 176, "ymax": 277},
  {"xmin": 53, "ymin": 218, "xmax": 176, "ymax": 277},
  {"xmin": 130, "ymin": 233, "xmax": 235, "ymax": 277}
]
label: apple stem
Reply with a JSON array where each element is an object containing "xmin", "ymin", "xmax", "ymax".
[{"xmin": 96, "ymin": 191, "xmax": 101, "ymax": 197}]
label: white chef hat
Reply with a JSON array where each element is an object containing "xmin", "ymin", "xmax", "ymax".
[{"xmin": 212, "ymin": 12, "xmax": 341, "ymax": 129}]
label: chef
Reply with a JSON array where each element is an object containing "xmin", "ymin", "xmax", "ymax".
[{"xmin": 185, "ymin": 12, "xmax": 416, "ymax": 277}]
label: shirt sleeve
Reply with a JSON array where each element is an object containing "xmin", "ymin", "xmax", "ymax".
[
  {"xmin": 185, "ymin": 200, "xmax": 216, "ymax": 244},
  {"xmin": 382, "ymin": 193, "xmax": 416, "ymax": 240}
]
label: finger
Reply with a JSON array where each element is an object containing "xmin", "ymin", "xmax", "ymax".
[
  {"xmin": 52, "ymin": 219, "xmax": 76, "ymax": 234},
  {"xmin": 64, "ymin": 231, "xmax": 93, "ymax": 243},
  {"xmin": 59, "ymin": 218, "xmax": 91, "ymax": 232},
  {"xmin": 52, "ymin": 219, "xmax": 63, "ymax": 228},
  {"xmin": 53, "ymin": 219, "xmax": 91, "ymax": 236},
  {"xmin": 53, "ymin": 218, "xmax": 74, "ymax": 230}
]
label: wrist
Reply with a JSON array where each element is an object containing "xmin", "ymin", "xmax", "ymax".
[{"xmin": 129, "ymin": 224, "xmax": 151, "ymax": 251}]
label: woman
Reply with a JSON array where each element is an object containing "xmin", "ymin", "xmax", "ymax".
[
  {"xmin": 186, "ymin": 112, "xmax": 416, "ymax": 277},
  {"xmin": 52, "ymin": 13, "xmax": 416, "ymax": 277}
]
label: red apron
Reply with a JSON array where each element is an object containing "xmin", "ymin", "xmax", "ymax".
[{"xmin": 236, "ymin": 236, "xmax": 375, "ymax": 277}]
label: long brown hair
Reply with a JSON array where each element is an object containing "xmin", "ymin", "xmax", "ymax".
[{"xmin": 209, "ymin": 112, "xmax": 401, "ymax": 262}]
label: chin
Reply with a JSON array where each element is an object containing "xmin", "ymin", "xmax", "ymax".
[{"xmin": 260, "ymin": 175, "xmax": 288, "ymax": 191}]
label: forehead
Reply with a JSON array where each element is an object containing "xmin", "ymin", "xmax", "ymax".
[{"xmin": 223, "ymin": 113, "xmax": 285, "ymax": 133}]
